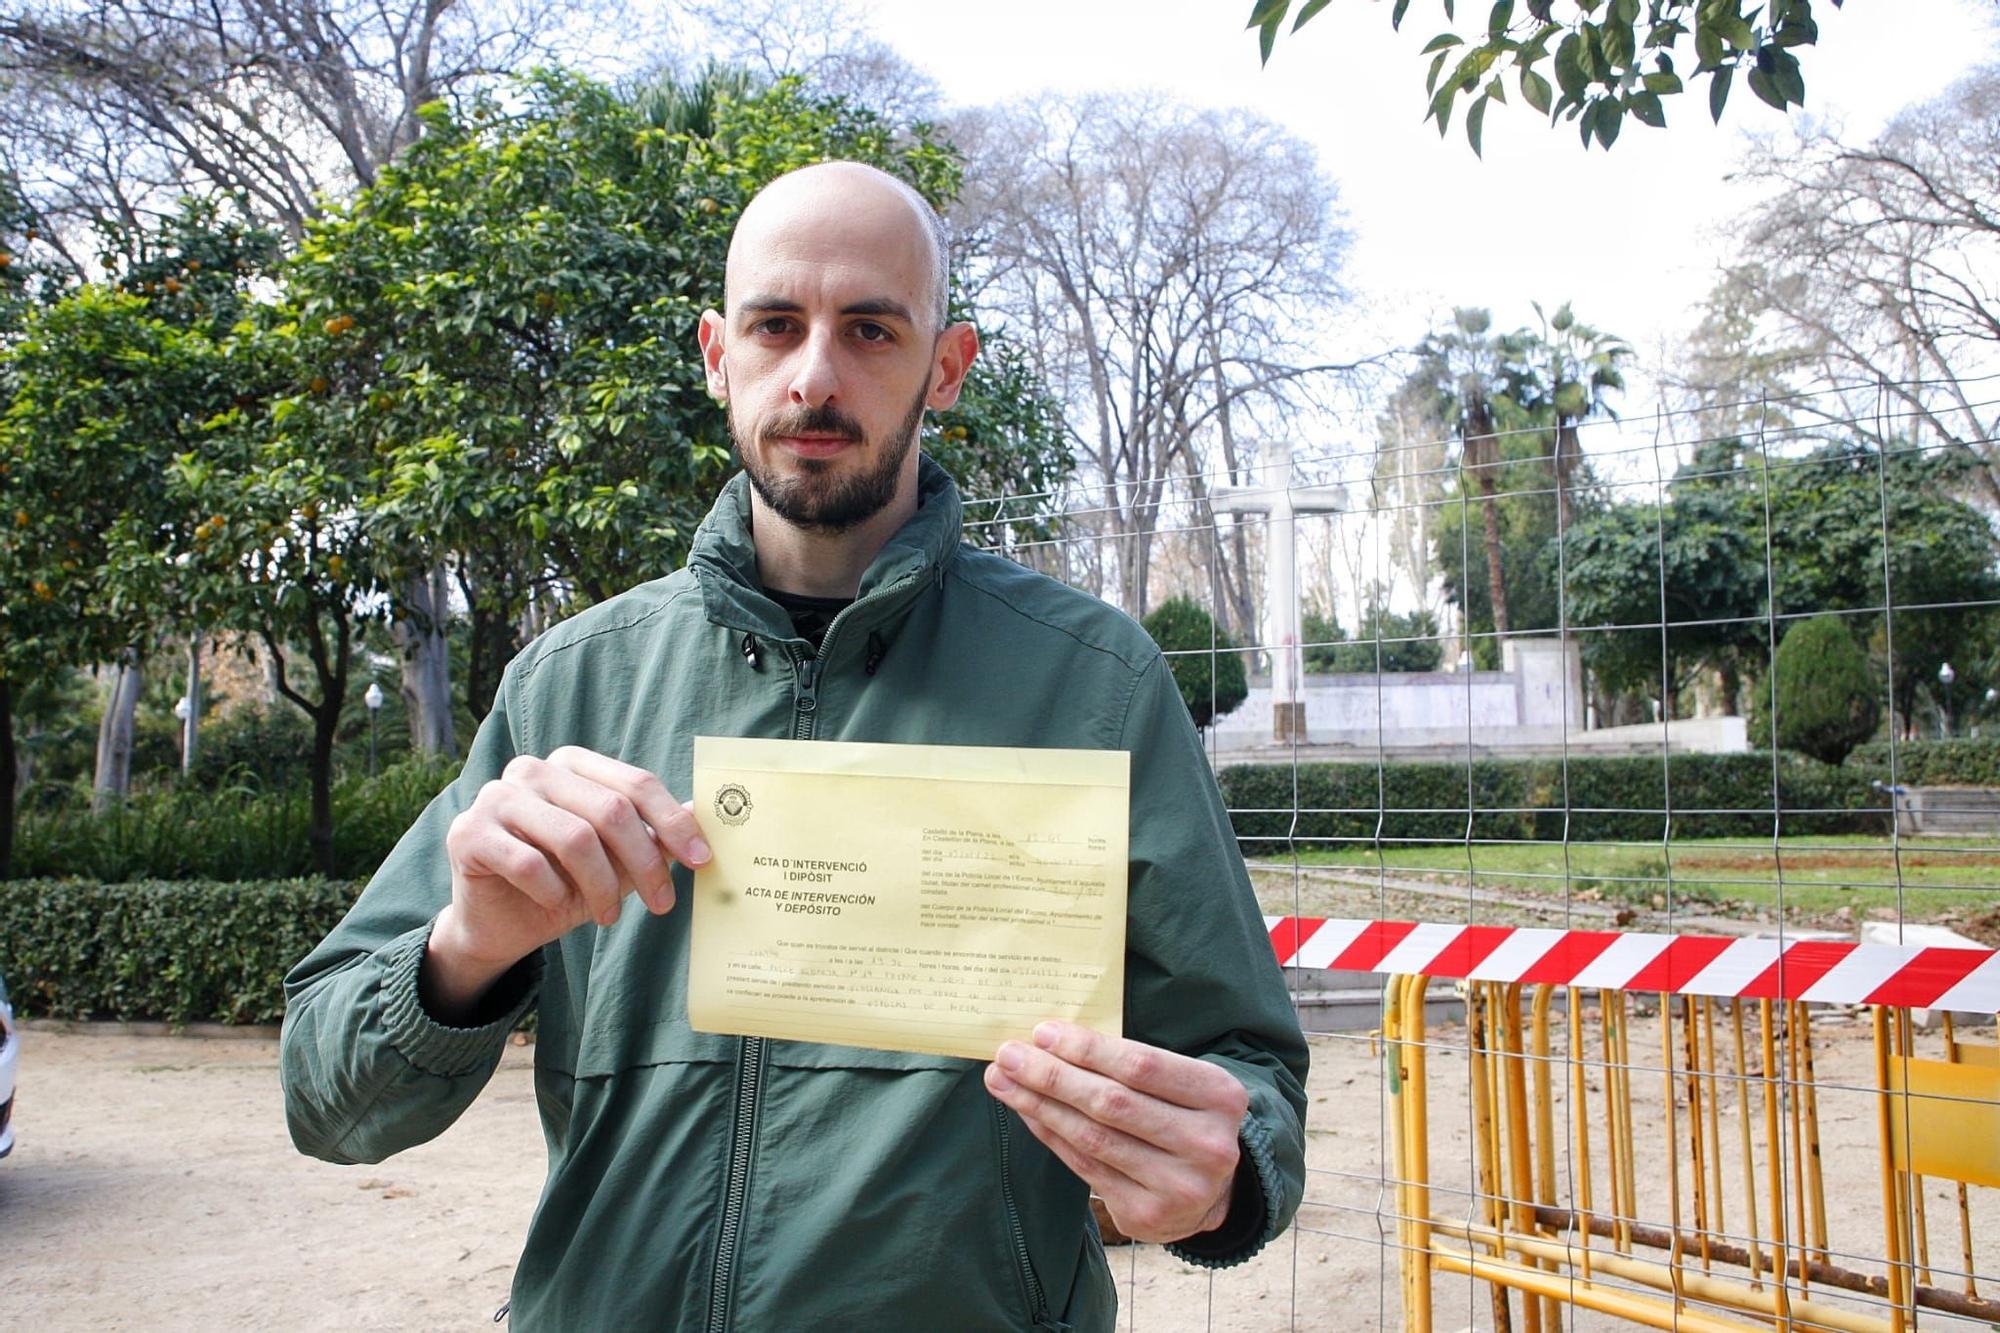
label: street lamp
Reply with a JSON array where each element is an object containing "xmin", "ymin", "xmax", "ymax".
[
  {"xmin": 172, "ymin": 695, "xmax": 192, "ymax": 775},
  {"xmin": 364, "ymin": 680, "xmax": 384, "ymax": 775},
  {"xmin": 1938, "ymin": 661, "xmax": 1956, "ymax": 738}
]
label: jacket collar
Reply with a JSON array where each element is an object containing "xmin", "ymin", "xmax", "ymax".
[{"xmin": 688, "ymin": 452, "xmax": 963, "ymax": 640}]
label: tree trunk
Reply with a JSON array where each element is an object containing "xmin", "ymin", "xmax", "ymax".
[
  {"xmin": 1718, "ymin": 660, "xmax": 1743, "ymax": 718},
  {"xmin": 1478, "ymin": 473, "xmax": 1510, "ymax": 637},
  {"xmin": 1553, "ymin": 421, "xmax": 1578, "ymax": 535},
  {"xmin": 466, "ymin": 602, "xmax": 518, "ymax": 724},
  {"xmin": 309, "ymin": 702, "xmax": 339, "ymax": 876},
  {"xmin": 93, "ymin": 653, "xmax": 143, "ymax": 811},
  {"xmin": 1, "ymin": 676, "xmax": 15, "ymax": 878},
  {"xmin": 394, "ymin": 566, "xmax": 457, "ymax": 756}
]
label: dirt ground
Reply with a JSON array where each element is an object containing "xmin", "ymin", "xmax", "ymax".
[{"xmin": 6, "ymin": 1016, "xmax": 1996, "ymax": 1331}]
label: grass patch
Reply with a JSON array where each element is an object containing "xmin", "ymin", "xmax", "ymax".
[{"xmin": 1262, "ymin": 835, "xmax": 2000, "ymax": 922}]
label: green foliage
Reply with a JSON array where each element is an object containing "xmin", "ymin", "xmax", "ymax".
[
  {"xmin": 1758, "ymin": 613, "xmax": 1879, "ymax": 764},
  {"xmin": 1762, "ymin": 442, "xmax": 2000, "ymax": 732},
  {"xmin": 187, "ymin": 703, "xmax": 319, "ymax": 788},
  {"xmin": 1562, "ymin": 439, "xmax": 2000, "ymax": 724},
  {"xmin": 1849, "ymin": 738, "xmax": 2000, "ymax": 788},
  {"xmin": 1304, "ymin": 603, "xmax": 1444, "ymax": 673},
  {"xmin": 933, "ymin": 332, "xmax": 1073, "ymax": 553},
  {"xmin": 1142, "ymin": 595, "xmax": 1249, "ymax": 729},
  {"xmin": 0, "ymin": 878, "xmax": 358, "ymax": 1023},
  {"xmin": 1559, "ymin": 478, "xmax": 1765, "ymax": 706},
  {"xmin": 1220, "ymin": 749, "xmax": 1888, "ymax": 854},
  {"xmin": 9, "ymin": 757, "xmax": 457, "ymax": 881},
  {"xmin": 1250, "ymin": 0, "xmax": 1833, "ymax": 155},
  {"xmin": 1433, "ymin": 456, "xmax": 1573, "ymax": 663}
]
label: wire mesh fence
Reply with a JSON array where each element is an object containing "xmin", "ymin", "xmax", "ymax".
[{"xmin": 968, "ymin": 373, "xmax": 2000, "ymax": 1329}]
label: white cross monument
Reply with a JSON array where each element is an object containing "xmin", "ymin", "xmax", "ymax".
[{"xmin": 1209, "ymin": 438, "xmax": 1346, "ymax": 743}]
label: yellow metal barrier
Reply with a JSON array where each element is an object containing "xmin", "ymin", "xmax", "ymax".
[{"xmin": 1384, "ymin": 974, "xmax": 2000, "ymax": 1332}]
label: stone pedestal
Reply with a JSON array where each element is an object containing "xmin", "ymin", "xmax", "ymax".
[{"xmin": 1273, "ymin": 702, "xmax": 1307, "ymax": 743}]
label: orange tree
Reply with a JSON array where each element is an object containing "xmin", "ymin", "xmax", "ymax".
[
  {"xmin": 0, "ymin": 199, "xmax": 277, "ymax": 870},
  {"xmin": 161, "ymin": 302, "xmax": 394, "ymax": 876},
  {"xmin": 0, "ymin": 174, "xmax": 60, "ymax": 873}
]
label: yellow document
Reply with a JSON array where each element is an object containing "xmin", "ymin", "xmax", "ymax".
[{"xmin": 688, "ymin": 736, "xmax": 1129, "ymax": 1061}]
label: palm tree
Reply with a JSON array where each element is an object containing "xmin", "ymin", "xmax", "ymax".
[
  {"xmin": 1418, "ymin": 308, "xmax": 1519, "ymax": 637},
  {"xmin": 1532, "ymin": 301, "xmax": 1629, "ymax": 534}
]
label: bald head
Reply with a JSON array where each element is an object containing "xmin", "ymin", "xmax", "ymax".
[{"xmin": 726, "ymin": 161, "xmax": 951, "ymax": 333}]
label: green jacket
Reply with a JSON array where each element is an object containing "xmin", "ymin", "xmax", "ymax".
[{"xmin": 281, "ymin": 459, "xmax": 1307, "ymax": 1331}]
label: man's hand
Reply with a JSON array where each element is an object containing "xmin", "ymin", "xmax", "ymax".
[
  {"xmin": 424, "ymin": 747, "xmax": 710, "ymax": 1022},
  {"xmin": 983, "ymin": 1021, "xmax": 1247, "ymax": 1244}
]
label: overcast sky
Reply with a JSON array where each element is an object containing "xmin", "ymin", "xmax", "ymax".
[{"xmin": 860, "ymin": 0, "xmax": 1998, "ymax": 471}]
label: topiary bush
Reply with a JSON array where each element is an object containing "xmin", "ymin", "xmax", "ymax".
[
  {"xmin": 0, "ymin": 878, "xmax": 361, "ymax": 1023},
  {"xmin": 1142, "ymin": 595, "xmax": 1248, "ymax": 729},
  {"xmin": 1755, "ymin": 614, "xmax": 1881, "ymax": 765}
]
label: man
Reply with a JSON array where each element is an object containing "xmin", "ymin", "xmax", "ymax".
[{"xmin": 281, "ymin": 162, "xmax": 1307, "ymax": 1330}]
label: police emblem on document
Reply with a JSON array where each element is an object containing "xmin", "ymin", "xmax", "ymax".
[{"xmin": 713, "ymin": 783, "xmax": 753, "ymax": 826}]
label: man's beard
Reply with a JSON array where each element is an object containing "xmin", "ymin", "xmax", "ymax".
[{"xmin": 732, "ymin": 383, "xmax": 929, "ymax": 534}]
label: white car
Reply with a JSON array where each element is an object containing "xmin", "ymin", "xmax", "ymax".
[{"xmin": 0, "ymin": 970, "xmax": 15, "ymax": 1159}]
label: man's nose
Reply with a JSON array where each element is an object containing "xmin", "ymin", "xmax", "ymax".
[{"xmin": 788, "ymin": 327, "xmax": 840, "ymax": 407}]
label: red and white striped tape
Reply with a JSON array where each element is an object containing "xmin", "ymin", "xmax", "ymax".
[{"xmin": 1265, "ymin": 917, "xmax": 2000, "ymax": 1014}]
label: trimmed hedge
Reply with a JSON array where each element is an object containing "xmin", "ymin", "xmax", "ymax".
[
  {"xmin": 1851, "ymin": 738, "xmax": 2000, "ymax": 788},
  {"xmin": 0, "ymin": 878, "xmax": 360, "ymax": 1024},
  {"xmin": 1221, "ymin": 751, "xmax": 1891, "ymax": 853}
]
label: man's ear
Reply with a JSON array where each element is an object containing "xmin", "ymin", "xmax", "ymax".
[
  {"xmin": 924, "ymin": 322, "xmax": 981, "ymax": 411},
  {"xmin": 698, "ymin": 309, "xmax": 729, "ymax": 401}
]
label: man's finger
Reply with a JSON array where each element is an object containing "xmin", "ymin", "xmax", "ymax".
[
  {"xmin": 491, "ymin": 784, "xmax": 624, "ymax": 926},
  {"xmin": 546, "ymin": 746, "xmax": 710, "ymax": 869},
  {"xmin": 992, "ymin": 1038, "xmax": 1185, "ymax": 1152},
  {"xmin": 985, "ymin": 1057, "xmax": 1171, "ymax": 1183},
  {"xmin": 505, "ymin": 758, "xmax": 676, "ymax": 914},
  {"xmin": 451, "ymin": 812, "xmax": 571, "ymax": 913},
  {"xmin": 1017, "ymin": 1105, "xmax": 1141, "ymax": 1202},
  {"xmin": 1031, "ymin": 1021, "xmax": 1248, "ymax": 1116}
]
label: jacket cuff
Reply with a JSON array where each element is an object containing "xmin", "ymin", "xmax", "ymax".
[
  {"xmin": 378, "ymin": 923, "xmax": 541, "ymax": 1078},
  {"xmin": 1164, "ymin": 1113, "xmax": 1283, "ymax": 1269}
]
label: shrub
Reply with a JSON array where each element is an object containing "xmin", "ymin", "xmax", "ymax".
[
  {"xmin": 1304, "ymin": 604, "xmax": 1444, "ymax": 674},
  {"xmin": 1220, "ymin": 750, "xmax": 1889, "ymax": 854},
  {"xmin": 1142, "ymin": 595, "xmax": 1248, "ymax": 729},
  {"xmin": 1850, "ymin": 737, "xmax": 2000, "ymax": 787},
  {"xmin": 0, "ymin": 878, "xmax": 360, "ymax": 1023},
  {"xmin": 188, "ymin": 702, "xmax": 317, "ymax": 787},
  {"xmin": 9, "ymin": 755, "xmax": 458, "ymax": 882},
  {"xmin": 1759, "ymin": 614, "xmax": 1880, "ymax": 765}
]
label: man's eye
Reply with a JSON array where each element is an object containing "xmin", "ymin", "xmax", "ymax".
[
  {"xmin": 852, "ymin": 321, "xmax": 893, "ymax": 343},
  {"xmin": 752, "ymin": 317, "xmax": 795, "ymax": 336}
]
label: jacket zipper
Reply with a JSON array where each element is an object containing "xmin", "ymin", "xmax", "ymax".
[
  {"xmin": 992, "ymin": 1100, "xmax": 1057, "ymax": 1329},
  {"xmin": 704, "ymin": 648, "xmax": 824, "ymax": 1333}
]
